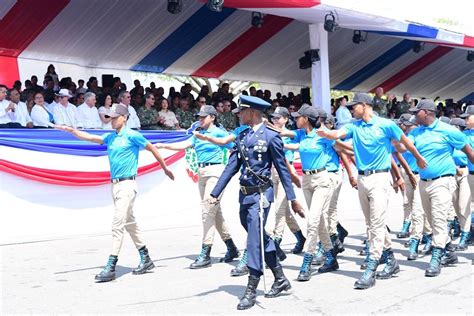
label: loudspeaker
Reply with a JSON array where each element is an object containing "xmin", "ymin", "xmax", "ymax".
[
  {"xmin": 301, "ymin": 87, "xmax": 311, "ymax": 104},
  {"xmin": 102, "ymin": 74, "xmax": 114, "ymax": 89}
]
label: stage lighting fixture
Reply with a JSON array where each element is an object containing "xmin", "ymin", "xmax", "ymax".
[
  {"xmin": 167, "ymin": 0, "xmax": 182, "ymax": 14},
  {"xmin": 413, "ymin": 41, "xmax": 424, "ymax": 53},
  {"xmin": 467, "ymin": 51, "xmax": 474, "ymax": 62},
  {"xmin": 324, "ymin": 12, "xmax": 338, "ymax": 32},
  {"xmin": 251, "ymin": 12, "xmax": 264, "ymax": 28},
  {"xmin": 352, "ymin": 30, "xmax": 367, "ymax": 44},
  {"xmin": 299, "ymin": 49, "xmax": 320, "ymax": 70},
  {"xmin": 207, "ymin": 0, "xmax": 224, "ymax": 12}
]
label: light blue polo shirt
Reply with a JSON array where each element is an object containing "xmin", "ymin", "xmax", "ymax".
[
  {"xmin": 326, "ymin": 145, "xmax": 340, "ymax": 172},
  {"xmin": 101, "ymin": 127, "xmax": 149, "ymax": 180},
  {"xmin": 343, "ymin": 116, "xmax": 402, "ymax": 171},
  {"xmin": 453, "ymin": 149, "xmax": 467, "ymax": 167},
  {"xmin": 282, "ymin": 129, "xmax": 294, "ymax": 163},
  {"xmin": 411, "ymin": 119, "xmax": 467, "ymax": 179},
  {"xmin": 402, "ymin": 132, "xmax": 418, "ymax": 173},
  {"xmin": 464, "ymin": 129, "xmax": 474, "ymax": 171},
  {"xmin": 192, "ymin": 125, "xmax": 232, "ymax": 163},
  {"xmin": 291, "ymin": 128, "xmax": 334, "ymax": 171}
]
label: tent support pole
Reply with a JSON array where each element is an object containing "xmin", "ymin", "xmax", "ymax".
[{"xmin": 309, "ymin": 24, "xmax": 331, "ymax": 113}]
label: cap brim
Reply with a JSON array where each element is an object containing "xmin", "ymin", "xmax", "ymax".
[
  {"xmin": 105, "ymin": 113, "xmax": 121, "ymax": 118},
  {"xmin": 56, "ymin": 94, "xmax": 72, "ymax": 98},
  {"xmin": 270, "ymin": 113, "xmax": 284, "ymax": 118},
  {"xmin": 291, "ymin": 112, "xmax": 302, "ymax": 118},
  {"xmin": 459, "ymin": 113, "xmax": 470, "ymax": 118},
  {"xmin": 408, "ymin": 108, "xmax": 419, "ymax": 113},
  {"xmin": 231, "ymin": 108, "xmax": 240, "ymax": 114}
]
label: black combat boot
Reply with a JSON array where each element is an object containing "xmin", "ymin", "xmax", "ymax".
[
  {"xmin": 455, "ymin": 231, "xmax": 470, "ymax": 251},
  {"xmin": 354, "ymin": 258, "xmax": 378, "ymax": 290},
  {"xmin": 441, "ymin": 244, "xmax": 458, "ymax": 266},
  {"xmin": 265, "ymin": 265, "xmax": 291, "ymax": 298},
  {"xmin": 230, "ymin": 249, "xmax": 248, "ymax": 276},
  {"xmin": 95, "ymin": 255, "xmax": 118, "ymax": 282},
  {"xmin": 220, "ymin": 239, "xmax": 240, "ymax": 263},
  {"xmin": 274, "ymin": 237, "xmax": 287, "ymax": 262},
  {"xmin": 133, "ymin": 246, "xmax": 155, "ymax": 274},
  {"xmin": 337, "ymin": 222, "xmax": 348, "ymax": 243},
  {"xmin": 190, "ymin": 244, "xmax": 211, "ymax": 269},
  {"xmin": 311, "ymin": 242, "xmax": 325, "ymax": 266},
  {"xmin": 318, "ymin": 248, "xmax": 339, "ymax": 273},
  {"xmin": 425, "ymin": 247, "xmax": 443, "ymax": 277},
  {"xmin": 237, "ymin": 276, "xmax": 260, "ymax": 310},
  {"xmin": 292, "ymin": 230, "xmax": 306, "ymax": 254},
  {"xmin": 330, "ymin": 233, "xmax": 345, "ymax": 254},
  {"xmin": 420, "ymin": 234, "xmax": 432, "ymax": 255},
  {"xmin": 375, "ymin": 249, "xmax": 400, "ymax": 279}
]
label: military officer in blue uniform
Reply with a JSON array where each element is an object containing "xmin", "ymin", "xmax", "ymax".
[{"xmin": 209, "ymin": 95, "xmax": 305, "ymax": 310}]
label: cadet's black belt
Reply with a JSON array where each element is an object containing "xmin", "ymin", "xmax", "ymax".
[
  {"xmin": 111, "ymin": 176, "xmax": 136, "ymax": 184},
  {"xmin": 470, "ymin": 171, "xmax": 474, "ymax": 175},
  {"xmin": 198, "ymin": 162, "xmax": 221, "ymax": 168},
  {"xmin": 412, "ymin": 171, "xmax": 419, "ymax": 175},
  {"xmin": 302, "ymin": 167, "xmax": 326, "ymax": 175},
  {"xmin": 420, "ymin": 174, "xmax": 453, "ymax": 182},
  {"xmin": 358, "ymin": 168, "xmax": 390, "ymax": 176},
  {"xmin": 328, "ymin": 169, "xmax": 339, "ymax": 173},
  {"xmin": 240, "ymin": 182, "xmax": 271, "ymax": 195},
  {"xmin": 458, "ymin": 165, "xmax": 467, "ymax": 168}
]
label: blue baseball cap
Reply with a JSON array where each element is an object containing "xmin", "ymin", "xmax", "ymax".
[{"xmin": 238, "ymin": 95, "xmax": 271, "ymax": 112}]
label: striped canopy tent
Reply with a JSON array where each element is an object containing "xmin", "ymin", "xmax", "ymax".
[{"xmin": 0, "ymin": 0, "xmax": 473, "ymax": 103}]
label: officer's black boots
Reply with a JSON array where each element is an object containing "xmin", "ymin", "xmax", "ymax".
[
  {"xmin": 95, "ymin": 255, "xmax": 118, "ymax": 282},
  {"xmin": 375, "ymin": 249, "xmax": 400, "ymax": 279},
  {"xmin": 237, "ymin": 276, "xmax": 260, "ymax": 310},
  {"xmin": 133, "ymin": 246, "xmax": 155, "ymax": 274},
  {"xmin": 292, "ymin": 230, "xmax": 306, "ymax": 254},
  {"xmin": 265, "ymin": 265, "xmax": 292, "ymax": 298},
  {"xmin": 273, "ymin": 237, "xmax": 287, "ymax": 262},
  {"xmin": 220, "ymin": 239, "xmax": 240, "ymax": 263},
  {"xmin": 190, "ymin": 244, "xmax": 212, "ymax": 269}
]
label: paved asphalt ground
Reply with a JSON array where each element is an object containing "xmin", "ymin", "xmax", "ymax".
[{"xmin": 1, "ymin": 172, "xmax": 472, "ymax": 315}]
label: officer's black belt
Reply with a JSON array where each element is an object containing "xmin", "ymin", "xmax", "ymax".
[
  {"xmin": 302, "ymin": 167, "xmax": 326, "ymax": 175},
  {"xmin": 420, "ymin": 174, "xmax": 454, "ymax": 182},
  {"xmin": 198, "ymin": 162, "xmax": 221, "ymax": 168},
  {"xmin": 458, "ymin": 165, "xmax": 467, "ymax": 168},
  {"xmin": 240, "ymin": 182, "xmax": 271, "ymax": 195},
  {"xmin": 358, "ymin": 168, "xmax": 390, "ymax": 176},
  {"xmin": 111, "ymin": 175, "xmax": 136, "ymax": 183}
]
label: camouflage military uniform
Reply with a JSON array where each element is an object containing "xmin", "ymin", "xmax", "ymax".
[
  {"xmin": 137, "ymin": 107, "xmax": 161, "ymax": 130},
  {"xmin": 372, "ymin": 96, "xmax": 389, "ymax": 117},
  {"xmin": 218, "ymin": 112, "xmax": 237, "ymax": 131},
  {"xmin": 176, "ymin": 108, "xmax": 195, "ymax": 129},
  {"xmin": 396, "ymin": 101, "xmax": 410, "ymax": 118}
]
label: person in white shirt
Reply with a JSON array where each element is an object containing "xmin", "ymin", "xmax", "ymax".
[
  {"xmin": 7, "ymin": 88, "xmax": 33, "ymax": 128},
  {"xmin": 158, "ymin": 98, "xmax": 179, "ymax": 130},
  {"xmin": 0, "ymin": 85, "xmax": 21, "ymax": 128},
  {"xmin": 335, "ymin": 97, "xmax": 352, "ymax": 129},
  {"xmin": 77, "ymin": 92, "xmax": 101, "ymax": 129},
  {"xmin": 118, "ymin": 90, "xmax": 140, "ymax": 129},
  {"xmin": 53, "ymin": 89, "xmax": 82, "ymax": 128},
  {"xmin": 31, "ymin": 92, "xmax": 55, "ymax": 128},
  {"xmin": 98, "ymin": 93, "xmax": 113, "ymax": 129}
]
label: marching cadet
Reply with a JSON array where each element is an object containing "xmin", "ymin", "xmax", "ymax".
[
  {"xmin": 317, "ymin": 93, "xmax": 426, "ymax": 289},
  {"xmin": 409, "ymin": 100, "xmax": 474, "ymax": 277},
  {"xmin": 208, "ymin": 95, "xmax": 305, "ymax": 310},
  {"xmin": 155, "ymin": 105, "xmax": 240, "ymax": 269}
]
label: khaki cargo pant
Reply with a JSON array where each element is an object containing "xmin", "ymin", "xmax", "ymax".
[
  {"xmin": 111, "ymin": 180, "xmax": 145, "ymax": 256},
  {"xmin": 419, "ymin": 176, "xmax": 455, "ymax": 248},
  {"xmin": 327, "ymin": 170, "xmax": 343, "ymax": 236},
  {"xmin": 401, "ymin": 169, "xmax": 424, "ymax": 240},
  {"xmin": 453, "ymin": 167, "xmax": 472, "ymax": 232},
  {"xmin": 357, "ymin": 172, "xmax": 392, "ymax": 260},
  {"xmin": 271, "ymin": 171, "xmax": 301, "ymax": 239},
  {"xmin": 302, "ymin": 170, "xmax": 333, "ymax": 253},
  {"xmin": 198, "ymin": 164, "xmax": 231, "ymax": 245}
]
